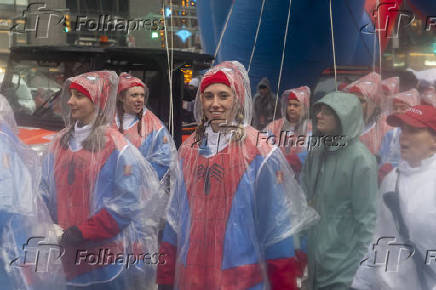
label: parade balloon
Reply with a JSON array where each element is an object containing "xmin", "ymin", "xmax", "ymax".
[{"xmin": 197, "ymin": 0, "xmax": 434, "ymax": 95}]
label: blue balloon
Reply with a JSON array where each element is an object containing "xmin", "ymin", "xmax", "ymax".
[{"xmin": 198, "ymin": 0, "xmax": 381, "ymax": 95}]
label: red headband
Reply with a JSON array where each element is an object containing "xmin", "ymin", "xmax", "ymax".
[
  {"xmin": 118, "ymin": 73, "xmax": 145, "ymax": 95},
  {"xmin": 200, "ymin": 71, "xmax": 231, "ymax": 93},
  {"xmin": 70, "ymin": 82, "xmax": 92, "ymax": 102}
]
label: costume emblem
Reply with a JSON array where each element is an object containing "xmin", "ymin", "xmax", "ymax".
[
  {"xmin": 67, "ymin": 157, "xmax": 76, "ymax": 185},
  {"xmin": 276, "ymin": 170, "xmax": 283, "ymax": 184},
  {"xmin": 63, "ymin": 155, "xmax": 87, "ymax": 185},
  {"xmin": 197, "ymin": 163, "xmax": 224, "ymax": 195},
  {"xmin": 124, "ymin": 165, "xmax": 132, "ymax": 176}
]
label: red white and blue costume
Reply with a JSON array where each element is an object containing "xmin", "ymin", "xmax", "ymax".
[
  {"xmin": 40, "ymin": 71, "xmax": 162, "ymax": 289},
  {"xmin": 114, "ymin": 73, "xmax": 176, "ymax": 183},
  {"xmin": 114, "ymin": 108, "xmax": 175, "ymax": 181},
  {"xmin": 266, "ymin": 86, "xmax": 312, "ymax": 175},
  {"xmin": 157, "ymin": 61, "xmax": 317, "ymax": 289}
]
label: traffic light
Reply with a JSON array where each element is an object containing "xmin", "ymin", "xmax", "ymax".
[{"xmin": 64, "ymin": 14, "xmax": 71, "ymax": 32}]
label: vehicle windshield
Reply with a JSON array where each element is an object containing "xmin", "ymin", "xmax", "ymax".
[{"xmin": 0, "ymin": 59, "xmax": 95, "ymax": 129}]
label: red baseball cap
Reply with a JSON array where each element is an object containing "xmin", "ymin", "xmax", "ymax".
[{"xmin": 387, "ymin": 105, "xmax": 436, "ymax": 133}]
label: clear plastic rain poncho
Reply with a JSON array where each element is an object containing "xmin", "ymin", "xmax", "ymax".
[
  {"xmin": 418, "ymin": 81, "xmax": 436, "ymax": 107},
  {"xmin": 39, "ymin": 71, "xmax": 163, "ymax": 289},
  {"xmin": 265, "ymin": 86, "xmax": 311, "ymax": 174},
  {"xmin": 157, "ymin": 61, "xmax": 318, "ymax": 289},
  {"xmin": 252, "ymin": 77, "xmax": 280, "ymax": 130},
  {"xmin": 0, "ymin": 94, "xmax": 66, "ymax": 289},
  {"xmin": 114, "ymin": 72, "xmax": 177, "ymax": 199},
  {"xmin": 379, "ymin": 89, "xmax": 420, "ymax": 167},
  {"xmin": 343, "ymin": 72, "xmax": 391, "ymax": 155},
  {"xmin": 381, "ymin": 77, "xmax": 399, "ymax": 113}
]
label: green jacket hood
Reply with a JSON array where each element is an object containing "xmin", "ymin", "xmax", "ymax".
[{"xmin": 314, "ymin": 91, "xmax": 364, "ymax": 143}]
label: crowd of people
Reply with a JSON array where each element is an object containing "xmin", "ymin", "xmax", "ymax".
[{"xmin": 1, "ymin": 61, "xmax": 436, "ymax": 290}]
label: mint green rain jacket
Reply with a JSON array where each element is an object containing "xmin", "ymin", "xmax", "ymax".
[{"xmin": 302, "ymin": 92, "xmax": 377, "ymax": 290}]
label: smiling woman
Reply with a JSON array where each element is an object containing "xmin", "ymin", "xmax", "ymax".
[
  {"xmin": 201, "ymin": 82, "xmax": 235, "ymax": 132},
  {"xmin": 157, "ymin": 61, "xmax": 318, "ymax": 290}
]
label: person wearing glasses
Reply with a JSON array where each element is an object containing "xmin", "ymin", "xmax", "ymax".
[{"xmin": 302, "ymin": 91, "xmax": 377, "ymax": 290}]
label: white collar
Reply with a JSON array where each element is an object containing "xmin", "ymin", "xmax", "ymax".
[
  {"xmin": 204, "ymin": 125, "xmax": 232, "ymax": 155},
  {"xmin": 70, "ymin": 122, "xmax": 92, "ymax": 151},
  {"xmin": 122, "ymin": 112, "xmax": 137, "ymax": 130}
]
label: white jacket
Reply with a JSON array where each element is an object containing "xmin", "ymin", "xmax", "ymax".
[{"xmin": 352, "ymin": 153, "xmax": 436, "ymax": 290}]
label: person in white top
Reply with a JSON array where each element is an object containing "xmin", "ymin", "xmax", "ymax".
[{"xmin": 352, "ymin": 105, "xmax": 436, "ymax": 290}]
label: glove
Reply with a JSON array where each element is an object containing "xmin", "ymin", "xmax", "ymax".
[{"xmin": 59, "ymin": 226, "xmax": 84, "ymax": 246}]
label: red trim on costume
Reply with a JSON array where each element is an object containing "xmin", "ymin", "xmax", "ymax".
[
  {"xmin": 267, "ymin": 257, "xmax": 299, "ymax": 290},
  {"xmin": 295, "ymin": 249, "xmax": 308, "ymax": 277},
  {"xmin": 157, "ymin": 241, "xmax": 177, "ymax": 285},
  {"xmin": 77, "ymin": 208, "xmax": 121, "ymax": 241}
]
